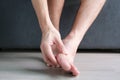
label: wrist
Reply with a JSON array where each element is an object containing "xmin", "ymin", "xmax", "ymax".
[
  {"xmin": 38, "ymin": 16, "xmax": 54, "ymax": 33},
  {"xmin": 40, "ymin": 21, "xmax": 54, "ymax": 34},
  {"xmin": 41, "ymin": 25, "xmax": 53, "ymax": 35}
]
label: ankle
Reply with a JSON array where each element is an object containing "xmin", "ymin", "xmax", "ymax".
[
  {"xmin": 65, "ymin": 31, "xmax": 83, "ymax": 47},
  {"xmin": 67, "ymin": 32, "xmax": 79, "ymax": 42}
]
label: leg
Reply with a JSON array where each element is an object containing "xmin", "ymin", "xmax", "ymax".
[
  {"xmin": 57, "ymin": 0, "xmax": 106, "ymax": 76},
  {"xmin": 66, "ymin": 0, "xmax": 106, "ymax": 46},
  {"xmin": 48, "ymin": 0, "xmax": 64, "ymax": 30}
]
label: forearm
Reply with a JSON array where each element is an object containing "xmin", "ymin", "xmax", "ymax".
[
  {"xmin": 71, "ymin": 0, "xmax": 106, "ymax": 40},
  {"xmin": 31, "ymin": 0, "xmax": 54, "ymax": 33}
]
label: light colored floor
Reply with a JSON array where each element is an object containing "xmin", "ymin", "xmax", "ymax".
[{"xmin": 0, "ymin": 52, "xmax": 120, "ymax": 80}]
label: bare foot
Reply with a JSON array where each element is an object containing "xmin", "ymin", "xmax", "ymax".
[{"xmin": 56, "ymin": 35, "xmax": 80, "ymax": 76}]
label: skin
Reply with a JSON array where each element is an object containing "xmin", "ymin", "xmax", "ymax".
[{"xmin": 31, "ymin": 0, "xmax": 106, "ymax": 76}]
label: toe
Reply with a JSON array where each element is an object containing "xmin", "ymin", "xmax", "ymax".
[
  {"xmin": 57, "ymin": 54, "xmax": 71, "ymax": 71},
  {"xmin": 71, "ymin": 64, "xmax": 80, "ymax": 76},
  {"xmin": 57, "ymin": 54, "xmax": 79, "ymax": 76}
]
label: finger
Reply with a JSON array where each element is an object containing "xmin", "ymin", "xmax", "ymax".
[
  {"xmin": 55, "ymin": 38, "xmax": 65, "ymax": 53},
  {"xmin": 70, "ymin": 64, "xmax": 80, "ymax": 76},
  {"xmin": 41, "ymin": 43, "xmax": 57, "ymax": 66},
  {"xmin": 43, "ymin": 44, "xmax": 57, "ymax": 66},
  {"xmin": 43, "ymin": 56, "xmax": 53, "ymax": 66},
  {"xmin": 55, "ymin": 55, "xmax": 60, "ymax": 67},
  {"xmin": 41, "ymin": 51, "xmax": 53, "ymax": 66}
]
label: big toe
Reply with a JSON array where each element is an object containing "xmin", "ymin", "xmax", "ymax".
[
  {"xmin": 71, "ymin": 64, "xmax": 80, "ymax": 76},
  {"xmin": 57, "ymin": 54, "xmax": 71, "ymax": 71},
  {"xmin": 57, "ymin": 54, "xmax": 80, "ymax": 76}
]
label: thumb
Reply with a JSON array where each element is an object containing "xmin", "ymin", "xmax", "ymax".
[{"xmin": 55, "ymin": 38, "xmax": 65, "ymax": 53}]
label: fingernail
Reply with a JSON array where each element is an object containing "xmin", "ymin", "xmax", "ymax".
[
  {"xmin": 47, "ymin": 64, "xmax": 50, "ymax": 67},
  {"xmin": 57, "ymin": 65, "xmax": 60, "ymax": 68}
]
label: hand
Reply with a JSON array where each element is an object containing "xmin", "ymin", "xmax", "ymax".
[{"xmin": 40, "ymin": 27, "xmax": 65, "ymax": 67}]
